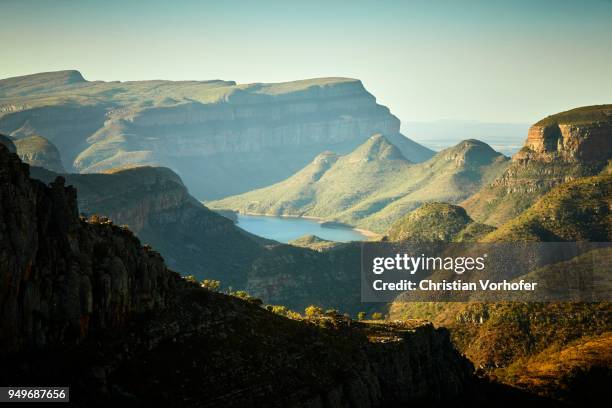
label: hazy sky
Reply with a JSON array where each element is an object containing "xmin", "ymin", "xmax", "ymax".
[{"xmin": 1, "ymin": 0, "xmax": 611, "ymax": 122}]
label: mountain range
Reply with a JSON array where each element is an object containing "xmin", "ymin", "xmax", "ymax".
[
  {"xmin": 1, "ymin": 68, "xmax": 611, "ymax": 405},
  {"xmin": 209, "ymin": 135, "xmax": 508, "ymax": 232},
  {"xmin": 0, "ymin": 70, "xmax": 433, "ymax": 199}
]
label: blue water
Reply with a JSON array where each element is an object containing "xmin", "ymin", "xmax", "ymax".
[{"xmin": 236, "ymin": 214, "xmax": 367, "ymax": 243}]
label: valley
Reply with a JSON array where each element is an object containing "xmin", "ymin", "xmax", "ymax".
[
  {"xmin": 0, "ymin": 68, "xmax": 610, "ymax": 407},
  {"xmin": 209, "ymin": 136, "xmax": 508, "ymax": 232}
]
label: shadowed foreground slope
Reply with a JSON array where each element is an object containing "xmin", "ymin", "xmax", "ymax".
[{"xmin": 0, "ymin": 144, "xmax": 482, "ymax": 407}]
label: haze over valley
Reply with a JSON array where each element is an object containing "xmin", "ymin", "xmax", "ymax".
[{"xmin": 1, "ymin": 1, "xmax": 611, "ymax": 406}]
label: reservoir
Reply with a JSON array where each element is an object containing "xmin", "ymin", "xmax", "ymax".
[{"xmin": 236, "ymin": 214, "xmax": 367, "ymax": 243}]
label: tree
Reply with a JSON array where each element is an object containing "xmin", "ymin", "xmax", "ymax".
[
  {"xmin": 267, "ymin": 305, "xmax": 289, "ymax": 316},
  {"xmin": 286, "ymin": 311, "xmax": 302, "ymax": 320},
  {"xmin": 184, "ymin": 275, "xmax": 198, "ymax": 284},
  {"xmin": 304, "ymin": 305, "xmax": 323, "ymax": 318},
  {"xmin": 201, "ymin": 279, "xmax": 221, "ymax": 292},
  {"xmin": 231, "ymin": 290, "xmax": 263, "ymax": 306},
  {"xmin": 324, "ymin": 308, "xmax": 340, "ymax": 318},
  {"xmin": 357, "ymin": 312, "xmax": 367, "ymax": 320},
  {"xmin": 371, "ymin": 312, "xmax": 384, "ymax": 320}
]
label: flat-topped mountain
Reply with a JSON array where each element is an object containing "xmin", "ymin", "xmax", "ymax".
[
  {"xmin": 463, "ymin": 105, "xmax": 612, "ymax": 226},
  {"xmin": 0, "ymin": 70, "xmax": 433, "ymax": 199},
  {"xmin": 210, "ymin": 136, "xmax": 508, "ymax": 232}
]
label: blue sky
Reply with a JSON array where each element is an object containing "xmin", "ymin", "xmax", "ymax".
[{"xmin": 1, "ymin": 0, "xmax": 611, "ymax": 122}]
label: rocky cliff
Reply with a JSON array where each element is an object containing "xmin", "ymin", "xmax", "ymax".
[
  {"xmin": 0, "ymin": 71, "xmax": 433, "ymax": 199},
  {"xmin": 28, "ymin": 165, "xmax": 265, "ymax": 288},
  {"xmin": 0, "ymin": 143, "xmax": 479, "ymax": 407},
  {"xmin": 462, "ymin": 105, "xmax": 611, "ymax": 226},
  {"xmin": 0, "ymin": 144, "xmax": 176, "ymax": 353},
  {"xmin": 12, "ymin": 134, "xmax": 65, "ymax": 172},
  {"xmin": 25, "ymin": 162, "xmax": 377, "ymax": 314}
]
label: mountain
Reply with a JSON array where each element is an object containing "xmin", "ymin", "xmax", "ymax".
[
  {"xmin": 387, "ymin": 167, "xmax": 612, "ymax": 403},
  {"xmin": 210, "ymin": 136, "xmax": 508, "ymax": 232},
  {"xmin": 12, "ymin": 134, "xmax": 65, "ymax": 172},
  {"xmin": 0, "ymin": 70, "xmax": 433, "ymax": 199},
  {"xmin": 27, "ymin": 165, "xmax": 265, "ymax": 287},
  {"xmin": 385, "ymin": 203, "xmax": 495, "ymax": 242},
  {"xmin": 483, "ymin": 174, "xmax": 611, "ymax": 242},
  {"xmin": 0, "ymin": 142, "xmax": 480, "ymax": 407},
  {"xmin": 24, "ymin": 161, "xmax": 383, "ymax": 314},
  {"xmin": 494, "ymin": 332, "xmax": 611, "ymax": 404},
  {"xmin": 462, "ymin": 105, "xmax": 612, "ymax": 226}
]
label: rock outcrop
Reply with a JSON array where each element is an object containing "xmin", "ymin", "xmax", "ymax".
[
  {"xmin": 0, "ymin": 71, "xmax": 434, "ymax": 199},
  {"xmin": 28, "ymin": 165, "xmax": 265, "ymax": 287},
  {"xmin": 462, "ymin": 105, "xmax": 611, "ymax": 226},
  {"xmin": 12, "ymin": 134, "xmax": 66, "ymax": 172},
  {"xmin": 0, "ymin": 144, "xmax": 176, "ymax": 353},
  {"xmin": 0, "ymin": 144, "xmax": 478, "ymax": 407}
]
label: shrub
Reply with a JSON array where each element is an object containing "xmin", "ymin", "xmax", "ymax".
[
  {"xmin": 286, "ymin": 311, "xmax": 302, "ymax": 320},
  {"xmin": 324, "ymin": 308, "xmax": 340, "ymax": 318},
  {"xmin": 357, "ymin": 312, "xmax": 367, "ymax": 320},
  {"xmin": 184, "ymin": 275, "xmax": 198, "ymax": 284},
  {"xmin": 266, "ymin": 305, "xmax": 289, "ymax": 316},
  {"xmin": 304, "ymin": 305, "xmax": 323, "ymax": 318},
  {"xmin": 231, "ymin": 290, "xmax": 263, "ymax": 306},
  {"xmin": 371, "ymin": 312, "xmax": 384, "ymax": 320},
  {"xmin": 201, "ymin": 279, "xmax": 221, "ymax": 292}
]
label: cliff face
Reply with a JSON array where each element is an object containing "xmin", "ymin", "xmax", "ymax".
[
  {"xmin": 12, "ymin": 134, "xmax": 66, "ymax": 172},
  {"xmin": 29, "ymin": 165, "xmax": 265, "ymax": 287},
  {"xmin": 0, "ymin": 145, "xmax": 176, "ymax": 353},
  {"xmin": 0, "ymin": 144, "xmax": 476, "ymax": 407},
  {"xmin": 516, "ymin": 121, "xmax": 611, "ymax": 163},
  {"xmin": 0, "ymin": 71, "xmax": 433, "ymax": 199},
  {"xmin": 462, "ymin": 105, "xmax": 611, "ymax": 226}
]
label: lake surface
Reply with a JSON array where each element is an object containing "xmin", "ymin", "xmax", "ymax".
[{"xmin": 236, "ymin": 214, "xmax": 367, "ymax": 243}]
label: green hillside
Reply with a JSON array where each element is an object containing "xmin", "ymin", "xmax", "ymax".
[
  {"xmin": 463, "ymin": 105, "xmax": 611, "ymax": 226},
  {"xmin": 389, "ymin": 170, "xmax": 612, "ymax": 403},
  {"xmin": 535, "ymin": 104, "xmax": 612, "ymax": 126},
  {"xmin": 386, "ymin": 202, "xmax": 495, "ymax": 242},
  {"xmin": 482, "ymin": 174, "xmax": 611, "ymax": 242},
  {"xmin": 289, "ymin": 235, "xmax": 341, "ymax": 251},
  {"xmin": 209, "ymin": 136, "xmax": 508, "ymax": 233}
]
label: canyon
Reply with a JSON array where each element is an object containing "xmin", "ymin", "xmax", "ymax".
[{"xmin": 0, "ymin": 142, "xmax": 483, "ymax": 407}]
